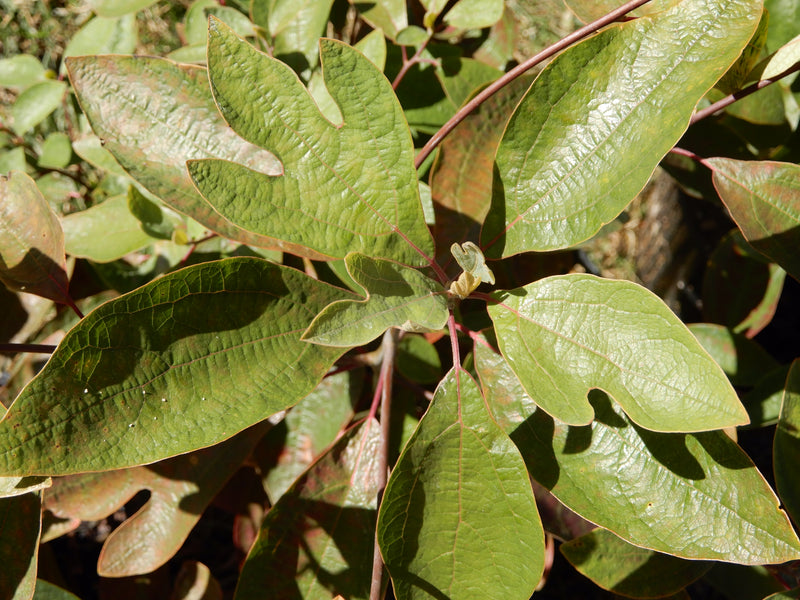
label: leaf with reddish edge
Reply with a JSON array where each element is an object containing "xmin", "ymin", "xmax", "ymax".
[
  {"xmin": 708, "ymin": 158, "xmax": 800, "ymax": 282},
  {"xmin": 774, "ymin": 359, "xmax": 800, "ymax": 527},
  {"xmin": 377, "ymin": 367, "xmax": 544, "ymax": 600},
  {"xmin": 0, "ymin": 491, "xmax": 41, "ymax": 600},
  {"xmin": 64, "ymin": 56, "xmax": 320, "ymax": 257},
  {"xmin": 473, "ymin": 342, "xmax": 800, "ymax": 565},
  {"xmin": 0, "ymin": 258, "xmax": 356, "ymax": 475},
  {"xmin": 236, "ymin": 419, "xmax": 382, "ymax": 600},
  {"xmin": 429, "ymin": 76, "xmax": 531, "ymax": 265},
  {"xmin": 44, "ymin": 422, "xmax": 268, "ymax": 577},
  {"xmin": 703, "ymin": 230, "xmax": 786, "ymax": 338},
  {"xmin": 0, "ymin": 172, "xmax": 72, "ymax": 306}
]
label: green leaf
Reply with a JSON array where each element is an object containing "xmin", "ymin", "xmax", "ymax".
[
  {"xmin": 0, "ymin": 172, "xmax": 71, "ymax": 305},
  {"xmin": 489, "ymin": 274, "xmax": 747, "ymax": 431},
  {"xmin": 420, "ymin": 0, "xmax": 503, "ymax": 30},
  {"xmin": 303, "ymin": 253, "xmax": 448, "ymax": 347},
  {"xmin": 688, "ymin": 324, "xmax": 780, "ymax": 387},
  {"xmin": 38, "ymin": 133, "xmax": 73, "ymax": 170},
  {"xmin": 708, "ymin": 158, "xmax": 800, "ymax": 282},
  {"xmin": 11, "ymin": 80, "xmax": 66, "ymax": 135},
  {"xmin": 760, "ymin": 34, "xmax": 800, "ymax": 80},
  {"xmin": 236, "ymin": 419, "xmax": 381, "ymax": 600},
  {"xmin": 0, "ymin": 55, "xmax": 48, "ymax": 91},
  {"xmin": 716, "ymin": 8, "xmax": 769, "ymax": 94},
  {"xmin": 255, "ymin": 371, "xmax": 359, "ymax": 502},
  {"xmin": 88, "ymin": 0, "xmax": 158, "ymax": 17},
  {"xmin": 430, "ymin": 76, "xmax": 530, "ymax": 262},
  {"xmin": 349, "ymin": 0, "xmax": 408, "ymax": 40},
  {"xmin": 0, "ymin": 258, "xmax": 356, "ymax": 475},
  {"xmin": 0, "ymin": 492, "xmax": 41, "ymax": 600},
  {"xmin": 61, "ymin": 15, "xmax": 138, "ymax": 74},
  {"xmin": 0, "ymin": 476, "xmax": 50, "ymax": 499},
  {"xmin": 774, "ymin": 359, "xmax": 800, "ymax": 526},
  {"xmin": 62, "ymin": 194, "xmax": 158, "ymax": 262},
  {"xmin": 481, "ymin": 0, "xmax": 761, "ymax": 256},
  {"xmin": 764, "ymin": 0, "xmax": 800, "ymax": 52},
  {"xmin": 185, "ymin": 0, "xmax": 253, "ymax": 46},
  {"xmin": 33, "ymin": 580, "xmax": 82, "ymax": 600},
  {"xmin": 473, "ymin": 344, "xmax": 800, "ymax": 564},
  {"xmin": 703, "ymin": 230, "xmax": 786, "ymax": 337},
  {"xmin": 765, "ymin": 589, "xmax": 800, "ymax": 600},
  {"xmin": 563, "ymin": 0, "xmax": 680, "ymax": 23},
  {"xmin": 127, "ymin": 186, "xmax": 186, "ymax": 242},
  {"xmin": 65, "ymin": 55, "xmax": 302, "ymax": 255},
  {"xmin": 377, "ymin": 368, "xmax": 544, "ymax": 600},
  {"xmin": 188, "ymin": 19, "xmax": 434, "ymax": 265},
  {"xmin": 560, "ymin": 528, "xmax": 711, "ymax": 598},
  {"xmin": 396, "ymin": 334, "xmax": 442, "ymax": 384}
]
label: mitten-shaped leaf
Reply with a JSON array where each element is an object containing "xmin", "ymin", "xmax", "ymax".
[
  {"xmin": 0, "ymin": 258, "xmax": 355, "ymax": 475},
  {"xmin": 709, "ymin": 158, "xmax": 800, "ymax": 281},
  {"xmin": 236, "ymin": 420, "xmax": 381, "ymax": 600},
  {"xmin": 481, "ymin": 0, "xmax": 761, "ymax": 256},
  {"xmin": 303, "ymin": 253, "xmax": 448, "ymax": 346},
  {"xmin": 378, "ymin": 368, "xmax": 544, "ymax": 600},
  {"xmin": 0, "ymin": 172, "xmax": 71, "ymax": 304},
  {"xmin": 188, "ymin": 19, "xmax": 434, "ymax": 265},
  {"xmin": 474, "ymin": 343, "xmax": 800, "ymax": 565},
  {"xmin": 489, "ymin": 274, "xmax": 747, "ymax": 431}
]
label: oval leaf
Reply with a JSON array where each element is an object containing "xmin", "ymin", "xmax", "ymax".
[
  {"xmin": 377, "ymin": 368, "xmax": 544, "ymax": 600},
  {"xmin": 188, "ymin": 19, "xmax": 434, "ymax": 265},
  {"xmin": 0, "ymin": 171, "xmax": 71, "ymax": 304},
  {"xmin": 473, "ymin": 343, "xmax": 800, "ymax": 565},
  {"xmin": 481, "ymin": 0, "xmax": 761, "ymax": 256},
  {"xmin": 0, "ymin": 258, "xmax": 356, "ymax": 475},
  {"xmin": 236, "ymin": 419, "xmax": 381, "ymax": 600},
  {"xmin": 488, "ymin": 274, "xmax": 748, "ymax": 431},
  {"xmin": 303, "ymin": 253, "xmax": 448, "ymax": 347},
  {"xmin": 708, "ymin": 158, "xmax": 800, "ymax": 282}
]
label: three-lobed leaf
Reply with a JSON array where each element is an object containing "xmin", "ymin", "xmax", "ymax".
[
  {"xmin": 488, "ymin": 274, "xmax": 748, "ymax": 431},
  {"xmin": 303, "ymin": 253, "xmax": 448, "ymax": 346},
  {"xmin": 188, "ymin": 19, "xmax": 434, "ymax": 265},
  {"xmin": 481, "ymin": 0, "xmax": 762, "ymax": 256},
  {"xmin": 0, "ymin": 258, "xmax": 356, "ymax": 475},
  {"xmin": 378, "ymin": 368, "xmax": 544, "ymax": 600}
]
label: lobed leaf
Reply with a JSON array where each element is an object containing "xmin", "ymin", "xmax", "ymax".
[
  {"xmin": 473, "ymin": 342, "xmax": 800, "ymax": 565},
  {"xmin": 489, "ymin": 274, "xmax": 748, "ymax": 431},
  {"xmin": 708, "ymin": 158, "xmax": 800, "ymax": 282},
  {"xmin": 303, "ymin": 253, "xmax": 448, "ymax": 347},
  {"xmin": 0, "ymin": 258, "xmax": 356, "ymax": 475},
  {"xmin": 188, "ymin": 19, "xmax": 434, "ymax": 265},
  {"xmin": 64, "ymin": 55, "xmax": 305, "ymax": 254},
  {"xmin": 236, "ymin": 419, "xmax": 382, "ymax": 600},
  {"xmin": 481, "ymin": 0, "xmax": 762, "ymax": 256},
  {"xmin": 377, "ymin": 368, "xmax": 544, "ymax": 600},
  {"xmin": 0, "ymin": 172, "xmax": 71, "ymax": 305}
]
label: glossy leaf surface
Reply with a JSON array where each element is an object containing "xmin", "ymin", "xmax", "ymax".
[
  {"xmin": 236, "ymin": 420, "xmax": 381, "ymax": 600},
  {"xmin": 481, "ymin": 0, "xmax": 761, "ymax": 256},
  {"xmin": 188, "ymin": 20, "xmax": 433, "ymax": 265},
  {"xmin": 561, "ymin": 528, "xmax": 711, "ymax": 598},
  {"xmin": 473, "ymin": 343, "xmax": 800, "ymax": 564},
  {"xmin": 489, "ymin": 274, "xmax": 747, "ymax": 431},
  {"xmin": 774, "ymin": 359, "xmax": 800, "ymax": 526},
  {"xmin": 378, "ymin": 368, "xmax": 544, "ymax": 600},
  {"xmin": 709, "ymin": 158, "xmax": 800, "ymax": 281},
  {"xmin": 0, "ymin": 172, "xmax": 71, "ymax": 304},
  {"xmin": 0, "ymin": 258, "xmax": 355, "ymax": 475},
  {"xmin": 303, "ymin": 253, "xmax": 448, "ymax": 346},
  {"xmin": 64, "ymin": 55, "xmax": 299, "ymax": 254}
]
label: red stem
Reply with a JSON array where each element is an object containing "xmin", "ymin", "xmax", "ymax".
[{"xmin": 413, "ymin": 0, "xmax": 656, "ymax": 169}]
